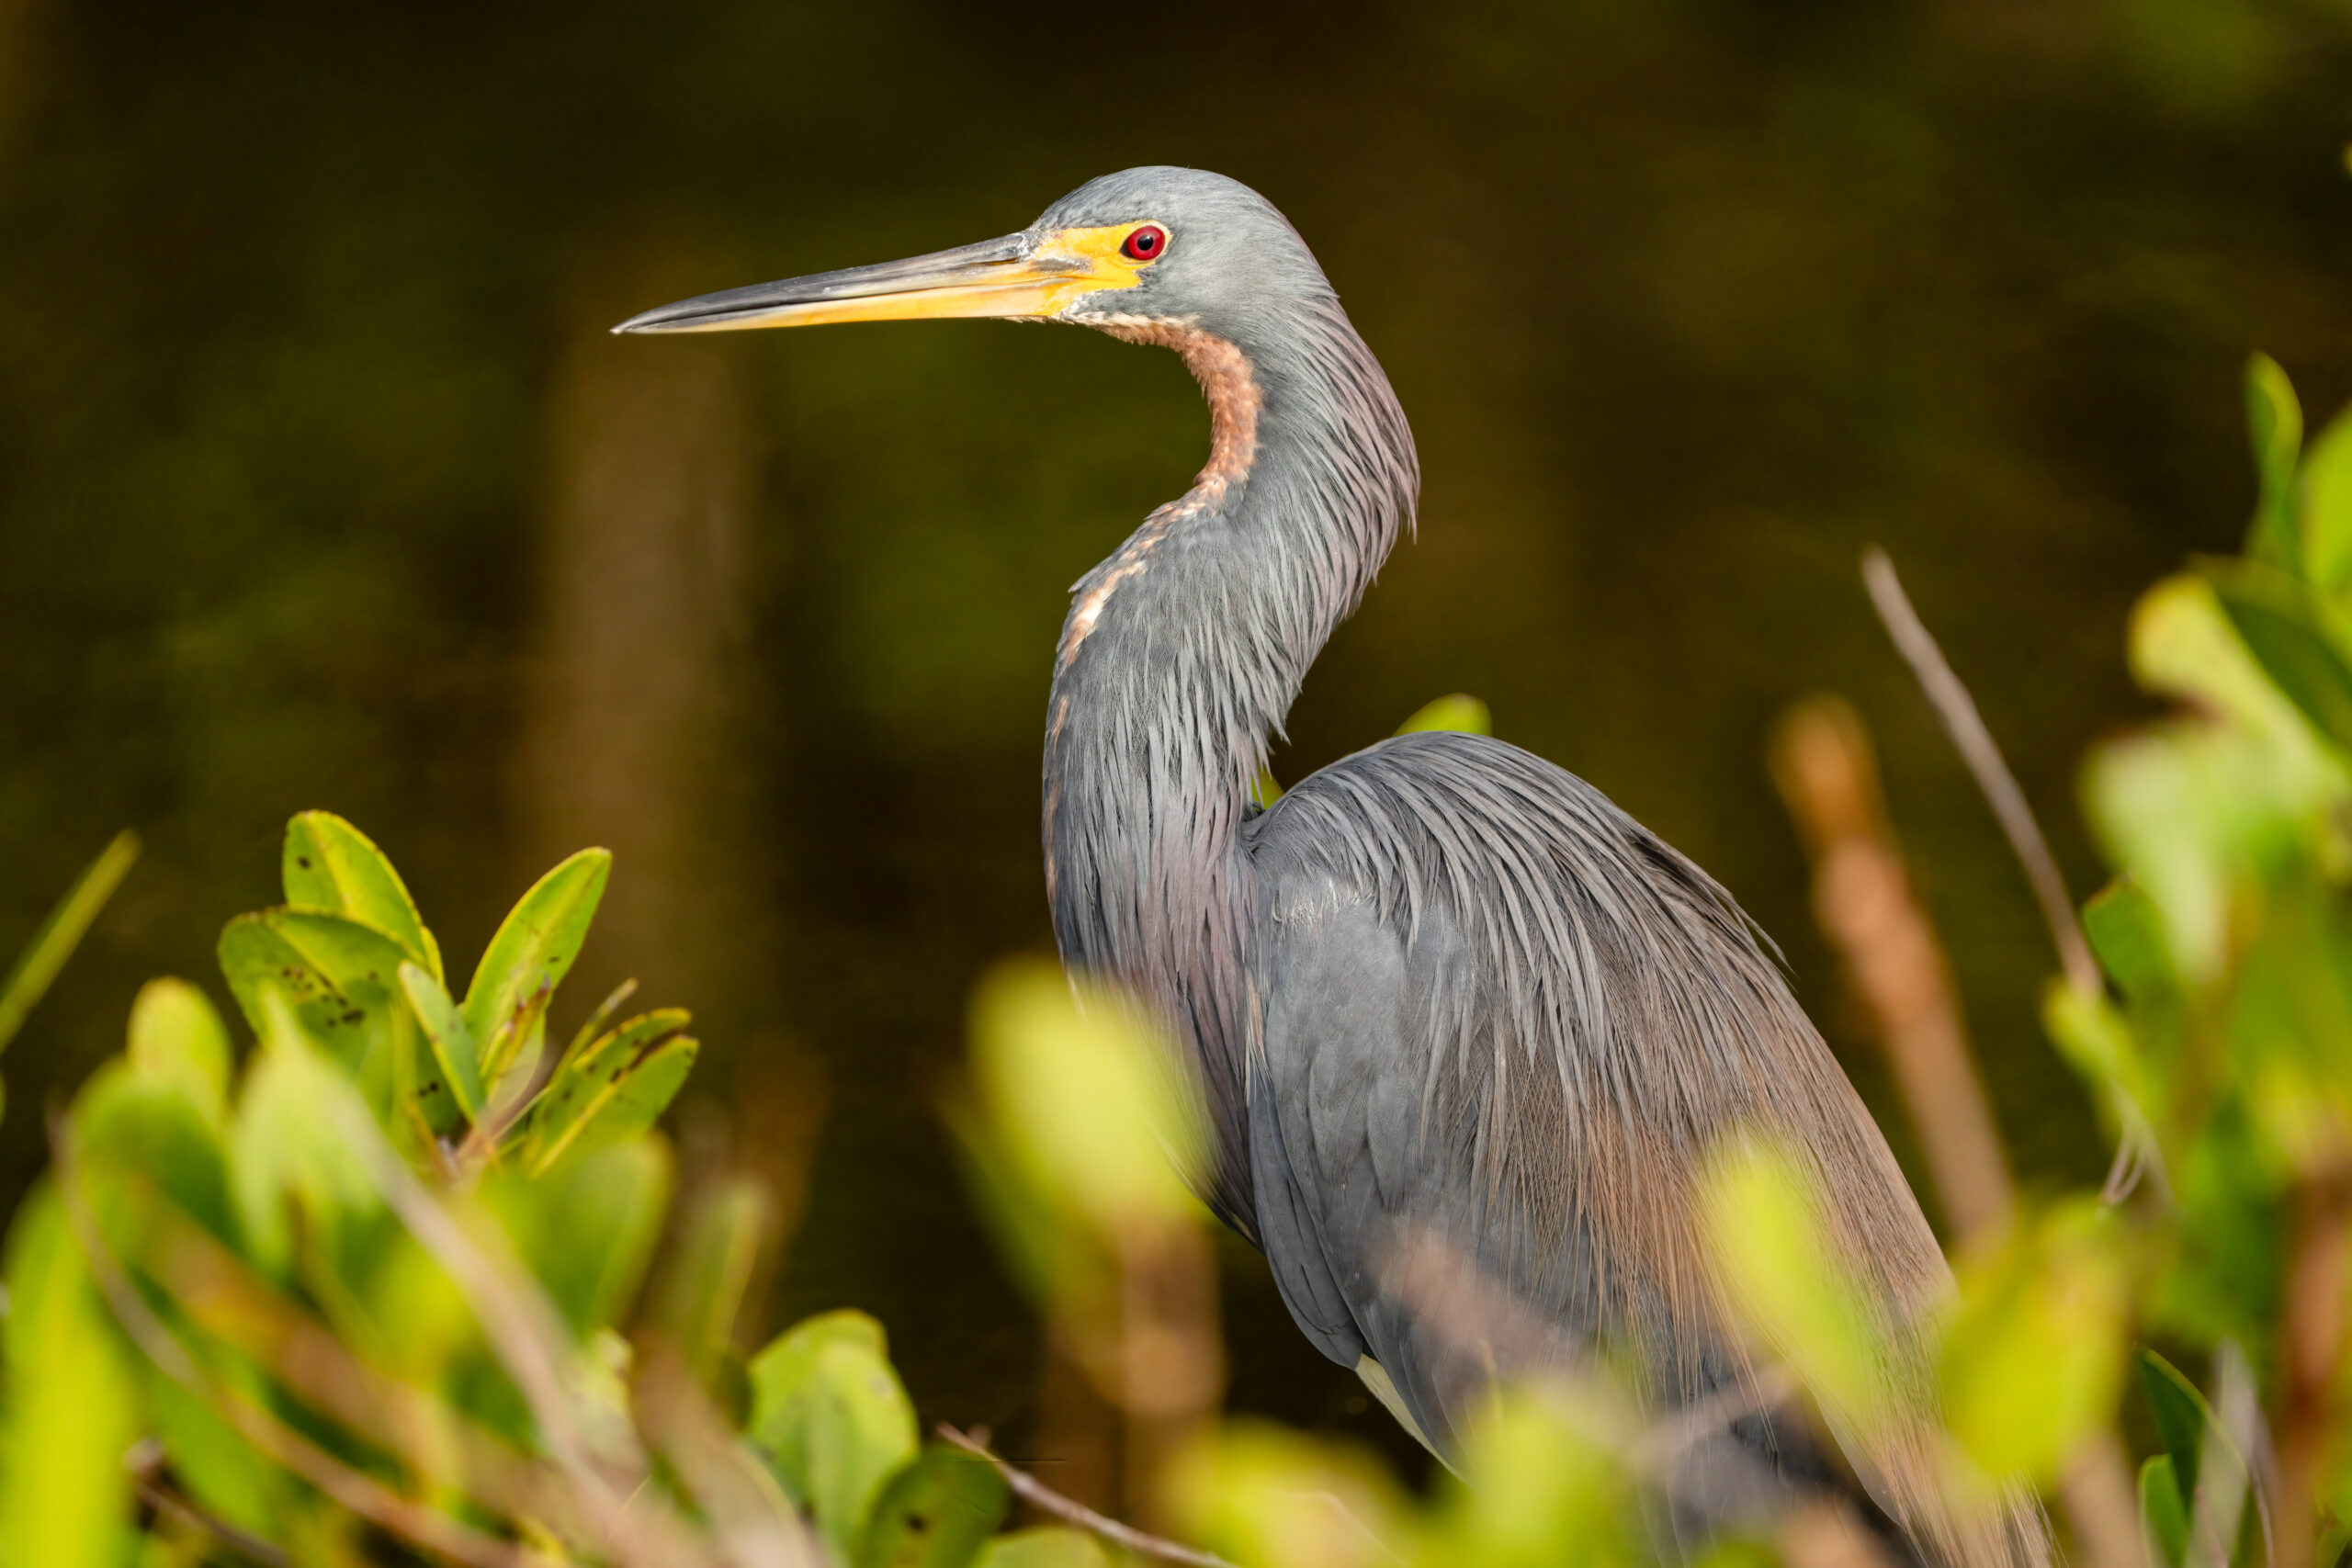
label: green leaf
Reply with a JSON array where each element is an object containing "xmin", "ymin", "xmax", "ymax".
[
  {"xmin": 651, "ymin": 1175, "xmax": 769, "ymax": 1386},
  {"xmin": 519, "ymin": 1010, "xmax": 695, "ymax": 1177},
  {"xmin": 968, "ymin": 1529, "xmax": 1108, "ymax": 1568},
  {"xmin": 2245, "ymin": 352, "xmax": 2303, "ymax": 570},
  {"xmin": 230, "ymin": 998, "xmax": 387, "ymax": 1275},
  {"xmin": 127, "ymin": 977, "xmax": 233, "ymax": 1127},
  {"xmin": 281, "ymin": 811, "xmax": 442, "ymax": 982},
  {"xmin": 748, "ymin": 1310, "xmax": 921, "ymax": 1562},
  {"xmin": 0, "ymin": 1187, "xmax": 139, "ymax": 1568},
  {"xmin": 2304, "ymin": 401, "xmax": 2352, "ymax": 614},
  {"xmin": 488, "ymin": 1139, "xmax": 672, "ymax": 1335},
  {"xmin": 854, "ymin": 1444, "xmax": 1011, "ymax": 1568},
  {"xmin": 74, "ymin": 1062, "xmax": 236, "ymax": 1251},
  {"xmin": 2205, "ymin": 561, "xmax": 2352, "ymax": 752},
  {"xmin": 217, "ymin": 908, "xmax": 413, "ymax": 1077},
  {"xmin": 399, "ymin": 961, "xmax": 482, "ymax": 1122},
  {"xmin": 146, "ymin": 1365, "xmax": 285, "ymax": 1543},
  {"xmin": 1396, "ymin": 693, "xmax": 1493, "ymax": 737},
  {"xmin": 462, "ymin": 848, "xmax": 610, "ymax": 1078},
  {"xmin": 1937, "ymin": 1201, "xmax": 2127, "ymax": 1484},
  {"xmin": 0, "ymin": 829, "xmax": 138, "ymax": 1056},
  {"xmin": 1699, "ymin": 1139, "xmax": 1890, "ymax": 1431},
  {"xmin": 2140, "ymin": 1349, "xmax": 2217, "ymax": 1503},
  {"xmin": 2142, "ymin": 1454, "xmax": 2189, "ymax": 1568},
  {"xmin": 2083, "ymin": 878, "xmax": 2175, "ymax": 1001}
]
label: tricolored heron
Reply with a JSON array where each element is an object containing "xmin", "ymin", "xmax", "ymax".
[{"xmin": 619, "ymin": 167, "xmax": 2047, "ymax": 1566}]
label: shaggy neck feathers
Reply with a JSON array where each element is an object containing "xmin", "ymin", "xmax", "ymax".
[{"xmin": 1040, "ymin": 299, "xmax": 1418, "ymax": 1229}]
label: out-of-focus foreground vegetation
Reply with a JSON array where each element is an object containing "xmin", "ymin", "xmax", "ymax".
[{"xmin": 11, "ymin": 357, "xmax": 2352, "ymax": 1566}]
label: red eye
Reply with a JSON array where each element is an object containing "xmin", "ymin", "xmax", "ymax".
[{"xmin": 1121, "ymin": 224, "xmax": 1167, "ymax": 261}]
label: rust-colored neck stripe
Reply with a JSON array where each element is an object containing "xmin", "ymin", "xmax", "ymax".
[{"xmin": 1055, "ymin": 321, "xmax": 1263, "ymax": 673}]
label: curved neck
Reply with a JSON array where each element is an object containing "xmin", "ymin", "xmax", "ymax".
[{"xmin": 1041, "ymin": 300, "xmax": 1417, "ymax": 1226}]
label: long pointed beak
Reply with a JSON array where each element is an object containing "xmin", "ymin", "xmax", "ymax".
[{"xmin": 613, "ymin": 227, "xmax": 1144, "ymax": 335}]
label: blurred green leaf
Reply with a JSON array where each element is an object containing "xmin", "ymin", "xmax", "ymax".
[
  {"xmin": 2141, "ymin": 1350, "xmax": 2217, "ymax": 1502},
  {"xmin": 488, "ymin": 1138, "xmax": 671, "ymax": 1336},
  {"xmin": 399, "ymin": 961, "xmax": 482, "ymax": 1124},
  {"xmin": 650, "ymin": 1174, "xmax": 768, "ymax": 1386},
  {"xmin": 969, "ymin": 962, "xmax": 1204, "ymax": 1234},
  {"xmin": 1427, "ymin": 1383, "xmax": 1631, "ymax": 1568},
  {"xmin": 968, "ymin": 1530, "xmax": 1107, "ymax": 1568},
  {"xmin": 2302, "ymin": 402, "xmax": 2352, "ymax": 615},
  {"xmin": 2042, "ymin": 980, "xmax": 2149, "ymax": 1129},
  {"xmin": 2083, "ymin": 878, "xmax": 2176, "ymax": 1001},
  {"xmin": 74, "ymin": 1062, "xmax": 235, "ymax": 1251},
  {"xmin": 519, "ymin": 1008, "xmax": 695, "ymax": 1177},
  {"xmin": 1700, "ymin": 1138, "xmax": 1890, "ymax": 1432},
  {"xmin": 0, "ymin": 829, "xmax": 138, "ymax": 1057},
  {"xmin": 2245, "ymin": 352, "xmax": 2303, "ymax": 571},
  {"xmin": 0, "ymin": 1186, "xmax": 138, "ymax": 1568},
  {"xmin": 127, "ymin": 977, "xmax": 233, "ymax": 1127},
  {"xmin": 854, "ymin": 1443, "xmax": 1011, "ymax": 1568},
  {"xmin": 1395, "ymin": 693, "xmax": 1492, "ymax": 737},
  {"xmin": 460, "ymin": 847, "xmax": 610, "ymax": 1077},
  {"xmin": 217, "ymin": 908, "xmax": 413, "ymax": 1077},
  {"xmin": 2143, "ymin": 1454, "xmax": 2190, "ymax": 1568},
  {"xmin": 282, "ymin": 810, "xmax": 442, "ymax": 983},
  {"xmin": 1164, "ymin": 1419, "xmax": 1411, "ymax": 1568},
  {"xmin": 229, "ymin": 994, "xmax": 387, "ymax": 1275},
  {"xmin": 748, "ymin": 1310, "xmax": 921, "ymax": 1562},
  {"xmin": 2205, "ymin": 561, "xmax": 2352, "ymax": 754},
  {"xmin": 1937, "ymin": 1201, "xmax": 2127, "ymax": 1483},
  {"xmin": 145, "ymin": 1365, "xmax": 286, "ymax": 1544}
]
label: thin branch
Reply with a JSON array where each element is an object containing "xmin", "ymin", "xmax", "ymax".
[
  {"xmin": 1772, "ymin": 697, "xmax": 2017, "ymax": 1242},
  {"xmin": 935, "ymin": 1424, "xmax": 1239, "ymax": 1568},
  {"xmin": 1860, "ymin": 548, "xmax": 2099, "ymax": 997},
  {"xmin": 1860, "ymin": 547, "xmax": 2165, "ymax": 1208},
  {"xmin": 130, "ymin": 1438, "xmax": 292, "ymax": 1568},
  {"xmin": 2277, "ymin": 1159, "xmax": 2352, "ymax": 1568}
]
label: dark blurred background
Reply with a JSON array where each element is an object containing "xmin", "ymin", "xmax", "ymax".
[{"xmin": 4, "ymin": 0, "xmax": 2350, "ymax": 1479}]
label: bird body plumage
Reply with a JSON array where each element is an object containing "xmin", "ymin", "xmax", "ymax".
[{"xmin": 620, "ymin": 164, "xmax": 2052, "ymax": 1568}]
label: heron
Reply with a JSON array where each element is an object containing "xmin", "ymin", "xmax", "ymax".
[{"xmin": 618, "ymin": 167, "xmax": 2048, "ymax": 1566}]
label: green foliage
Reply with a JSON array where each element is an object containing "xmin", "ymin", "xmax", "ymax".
[
  {"xmin": 0, "ymin": 814, "xmax": 1074, "ymax": 1566},
  {"xmin": 0, "ymin": 829, "xmax": 138, "ymax": 1068}
]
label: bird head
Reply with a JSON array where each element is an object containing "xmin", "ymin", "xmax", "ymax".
[{"xmin": 612, "ymin": 166, "xmax": 1332, "ymax": 352}]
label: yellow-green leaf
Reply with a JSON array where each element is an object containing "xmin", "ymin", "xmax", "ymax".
[
  {"xmin": 127, "ymin": 977, "xmax": 232, "ymax": 1126},
  {"xmin": 2245, "ymin": 352, "xmax": 2302, "ymax": 570},
  {"xmin": 969, "ymin": 1530, "xmax": 1108, "ymax": 1568},
  {"xmin": 0, "ymin": 1188, "xmax": 138, "ymax": 1568},
  {"xmin": 519, "ymin": 1009, "xmax": 695, "ymax": 1177},
  {"xmin": 399, "ymin": 961, "xmax": 482, "ymax": 1122},
  {"xmin": 1395, "ymin": 694, "xmax": 1493, "ymax": 737},
  {"xmin": 748, "ymin": 1310, "xmax": 920, "ymax": 1562},
  {"xmin": 281, "ymin": 811, "xmax": 441, "ymax": 982},
  {"xmin": 854, "ymin": 1443, "xmax": 1011, "ymax": 1568},
  {"xmin": 462, "ymin": 849, "xmax": 610, "ymax": 1072}
]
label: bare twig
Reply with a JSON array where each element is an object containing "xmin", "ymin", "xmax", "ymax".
[
  {"xmin": 936, "ymin": 1424, "xmax": 1239, "ymax": 1568},
  {"xmin": 129, "ymin": 1438, "xmax": 292, "ymax": 1567},
  {"xmin": 2275, "ymin": 1162, "xmax": 2348, "ymax": 1568},
  {"xmin": 1772, "ymin": 697, "xmax": 2017, "ymax": 1243},
  {"xmin": 1860, "ymin": 550, "xmax": 2099, "ymax": 998}
]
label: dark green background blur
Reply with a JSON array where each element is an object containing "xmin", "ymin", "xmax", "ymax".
[{"xmin": 4, "ymin": 0, "xmax": 2350, "ymax": 1472}]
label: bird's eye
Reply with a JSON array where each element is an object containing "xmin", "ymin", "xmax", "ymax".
[{"xmin": 1121, "ymin": 224, "xmax": 1168, "ymax": 262}]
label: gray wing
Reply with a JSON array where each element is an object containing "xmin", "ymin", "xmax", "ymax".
[{"xmin": 1240, "ymin": 731, "xmax": 2036, "ymax": 1564}]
